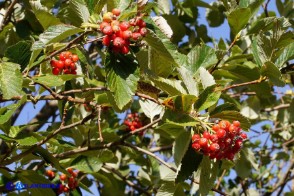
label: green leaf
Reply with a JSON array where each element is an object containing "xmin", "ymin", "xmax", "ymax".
[
  {"xmin": 186, "ymin": 45, "xmax": 218, "ymax": 74},
  {"xmin": 34, "ymin": 10, "xmax": 61, "ymax": 29},
  {"xmin": 252, "ymin": 35, "xmax": 271, "ymax": 67},
  {"xmin": 139, "ymin": 99, "xmax": 164, "ymax": 121},
  {"xmin": 199, "ymin": 67, "xmax": 216, "ymax": 89},
  {"xmin": 261, "ymin": 62, "xmax": 284, "ymax": 86},
  {"xmin": 209, "ymin": 103, "xmax": 239, "ymax": 116},
  {"xmin": 105, "ymin": 54, "xmax": 139, "ymax": 110},
  {"xmin": 15, "ymin": 133, "xmax": 38, "ymax": 146},
  {"xmin": 227, "ymin": 8, "xmax": 251, "ymax": 35},
  {"xmin": 163, "ymin": 109, "xmax": 197, "ymax": 127},
  {"xmin": 199, "ymin": 157, "xmax": 219, "ymax": 196},
  {"xmin": 32, "ymin": 74, "xmax": 80, "ymax": 87},
  {"xmin": 206, "ymin": 2, "xmax": 225, "ymax": 27},
  {"xmin": 33, "ymin": 147, "xmax": 68, "ymax": 174},
  {"xmin": 163, "ymin": 95, "xmax": 197, "ymax": 112},
  {"xmin": 156, "ymin": 182, "xmax": 176, "ymax": 196},
  {"xmin": 195, "ymin": 85, "xmax": 221, "ymax": 111},
  {"xmin": 17, "ymin": 171, "xmax": 56, "ymax": 196},
  {"xmin": 33, "ymin": 24, "xmax": 83, "ymax": 49},
  {"xmin": 67, "ymin": 0, "xmax": 90, "ymax": 26},
  {"xmin": 150, "ymin": 76, "xmax": 188, "ymax": 96},
  {"xmin": 210, "ymin": 111, "xmax": 251, "ymax": 130},
  {"xmin": 71, "ymin": 155, "xmax": 102, "ymax": 173},
  {"xmin": 144, "ymin": 17, "xmax": 185, "ymax": 66},
  {"xmin": 155, "ymin": 123, "xmax": 186, "ymax": 139},
  {"xmin": 0, "ymin": 62, "xmax": 23, "ymax": 99},
  {"xmin": 235, "ymin": 148, "xmax": 258, "ymax": 178},
  {"xmin": 276, "ymin": 42, "xmax": 294, "ymax": 68},
  {"xmin": 177, "ymin": 66, "xmax": 199, "ymax": 96},
  {"xmin": 175, "ymin": 145, "xmax": 203, "ymax": 183},
  {"xmin": 0, "ymin": 100, "xmax": 24, "ymax": 125},
  {"xmin": 248, "ymin": 17, "xmax": 291, "ymax": 35},
  {"xmin": 173, "ymin": 131, "xmax": 191, "ymax": 166},
  {"xmin": 5, "ymin": 41, "xmax": 32, "ymax": 71}
]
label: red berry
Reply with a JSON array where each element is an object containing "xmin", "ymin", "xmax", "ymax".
[
  {"xmin": 72, "ymin": 171, "xmax": 79, "ymax": 178},
  {"xmin": 210, "ymin": 134, "xmax": 218, "ymax": 142},
  {"xmin": 60, "ymin": 174, "xmax": 67, "ymax": 181},
  {"xmin": 121, "ymin": 45, "xmax": 130, "ymax": 54},
  {"xmin": 132, "ymin": 32, "xmax": 142, "ymax": 40},
  {"xmin": 71, "ymin": 54, "xmax": 79, "ymax": 62},
  {"xmin": 229, "ymin": 125, "xmax": 237, "ymax": 134},
  {"xmin": 130, "ymin": 125, "xmax": 135, "ymax": 131},
  {"xmin": 122, "ymin": 30, "xmax": 132, "ymax": 39},
  {"xmin": 50, "ymin": 59, "xmax": 58, "ymax": 67},
  {"xmin": 64, "ymin": 51, "xmax": 72, "ymax": 59},
  {"xmin": 100, "ymin": 21, "xmax": 110, "ymax": 31},
  {"xmin": 63, "ymin": 186, "xmax": 69, "ymax": 192},
  {"xmin": 112, "ymin": 8, "xmax": 121, "ymax": 16},
  {"xmin": 67, "ymin": 168, "xmax": 74, "ymax": 174},
  {"xmin": 64, "ymin": 58, "xmax": 72, "ymax": 67},
  {"xmin": 192, "ymin": 134, "xmax": 200, "ymax": 143},
  {"xmin": 216, "ymin": 129, "xmax": 226, "ymax": 139},
  {"xmin": 71, "ymin": 70, "xmax": 77, "ymax": 75},
  {"xmin": 212, "ymin": 124, "xmax": 220, "ymax": 132},
  {"xmin": 226, "ymin": 152, "xmax": 235, "ymax": 160},
  {"xmin": 202, "ymin": 131, "xmax": 210, "ymax": 139},
  {"xmin": 52, "ymin": 67, "xmax": 60, "ymax": 75},
  {"xmin": 112, "ymin": 25, "xmax": 120, "ymax": 32},
  {"xmin": 63, "ymin": 69, "xmax": 71, "ymax": 74},
  {"xmin": 139, "ymin": 27, "xmax": 147, "ymax": 36},
  {"xmin": 102, "ymin": 25, "xmax": 114, "ymax": 35},
  {"xmin": 102, "ymin": 35, "xmax": 111, "ymax": 46},
  {"xmin": 119, "ymin": 21, "xmax": 130, "ymax": 31},
  {"xmin": 70, "ymin": 62, "xmax": 76, "ymax": 70},
  {"xmin": 219, "ymin": 120, "xmax": 230, "ymax": 130},
  {"xmin": 233, "ymin": 121, "xmax": 240, "ymax": 127},
  {"xmin": 113, "ymin": 37, "xmax": 125, "ymax": 48},
  {"xmin": 192, "ymin": 142, "xmax": 201, "ymax": 151},
  {"xmin": 55, "ymin": 60, "xmax": 64, "ymax": 69},
  {"xmin": 59, "ymin": 52, "xmax": 66, "ymax": 61},
  {"xmin": 240, "ymin": 132, "xmax": 247, "ymax": 140},
  {"xmin": 199, "ymin": 138, "xmax": 208, "ymax": 148},
  {"xmin": 137, "ymin": 19, "xmax": 146, "ymax": 27},
  {"xmin": 234, "ymin": 139, "xmax": 243, "ymax": 149},
  {"xmin": 209, "ymin": 143, "xmax": 220, "ymax": 152}
]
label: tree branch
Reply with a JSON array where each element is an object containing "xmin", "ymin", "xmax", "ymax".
[
  {"xmin": 0, "ymin": 112, "xmax": 96, "ymax": 165},
  {"xmin": 221, "ymin": 77, "xmax": 267, "ymax": 92}
]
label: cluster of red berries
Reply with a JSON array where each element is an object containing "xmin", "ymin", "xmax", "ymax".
[
  {"xmin": 124, "ymin": 113, "xmax": 143, "ymax": 132},
  {"xmin": 192, "ymin": 120, "xmax": 247, "ymax": 160},
  {"xmin": 50, "ymin": 51, "xmax": 79, "ymax": 75},
  {"xmin": 57, "ymin": 168, "xmax": 79, "ymax": 194},
  {"xmin": 100, "ymin": 8, "xmax": 148, "ymax": 54}
]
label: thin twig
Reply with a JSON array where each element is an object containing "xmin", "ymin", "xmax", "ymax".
[
  {"xmin": 272, "ymin": 158, "xmax": 294, "ymax": 194},
  {"xmin": 97, "ymin": 106, "xmax": 103, "ymax": 142},
  {"xmin": 215, "ymin": 169, "xmax": 226, "ymax": 189},
  {"xmin": 209, "ymin": 36, "xmax": 238, "ymax": 73},
  {"xmin": 221, "ymin": 77, "xmax": 266, "ymax": 92},
  {"xmin": 102, "ymin": 164, "xmax": 151, "ymax": 196},
  {"xmin": 0, "ymin": 0, "xmax": 18, "ymax": 31},
  {"xmin": 149, "ymin": 145, "xmax": 173, "ymax": 153},
  {"xmin": 263, "ymin": 0, "xmax": 271, "ymax": 17}
]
